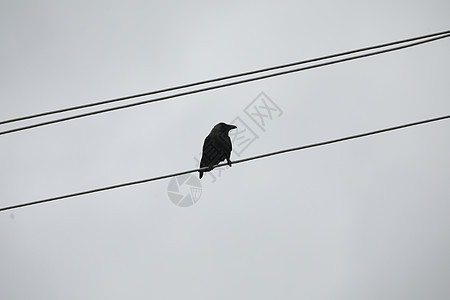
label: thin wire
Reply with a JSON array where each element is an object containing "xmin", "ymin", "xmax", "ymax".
[
  {"xmin": 1, "ymin": 33, "xmax": 449, "ymax": 137},
  {"xmin": 1, "ymin": 29, "xmax": 449, "ymax": 126},
  {"xmin": 1, "ymin": 114, "xmax": 449, "ymax": 212}
]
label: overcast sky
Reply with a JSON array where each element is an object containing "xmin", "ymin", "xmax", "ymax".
[{"xmin": 1, "ymin": 1, "xmax": 450, "ymax": 299}]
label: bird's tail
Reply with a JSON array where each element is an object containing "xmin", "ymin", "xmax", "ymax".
[{"xmin": 199, "ymin": 171, "xmax": 204, "ymax": 179}]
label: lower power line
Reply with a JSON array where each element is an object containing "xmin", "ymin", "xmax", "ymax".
[{"xmin": 1, "ymin": 114, "xmax": 449, "ymax": 212}]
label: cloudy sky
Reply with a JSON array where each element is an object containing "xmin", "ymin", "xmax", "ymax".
[{"xmin": 1, "ymin": 1, "xmax": 450, "ymax": 299}]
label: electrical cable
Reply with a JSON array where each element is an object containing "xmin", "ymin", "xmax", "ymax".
[
  {"xmin": 0, "ymin": 32, "xmax": 449, "ymax": 136},
  {"xmin": 1, "ymin": 29, "xmax": 449, "ymax": 126},
  {"xmin": 1, "ymin": 114, "xmax": 448, "ymax": 212}
]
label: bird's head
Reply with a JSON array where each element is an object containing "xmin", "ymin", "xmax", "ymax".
[{"xmin": 215, "ymin": 122, "xmax": 237, "ymax": 133}]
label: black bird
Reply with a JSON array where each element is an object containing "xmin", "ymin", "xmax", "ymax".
[{"xmin": 199, "ymin": 122, "xmax": 237, "ymax": 179}]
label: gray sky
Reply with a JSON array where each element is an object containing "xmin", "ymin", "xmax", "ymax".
[{"xmin": 1, "ymin": 1, "xmax": 450, "ymax": 299}]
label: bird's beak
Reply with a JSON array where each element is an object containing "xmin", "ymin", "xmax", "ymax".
[{"xmin": 229, "ymin": 125, "xmax": 237, "ymax": 130}]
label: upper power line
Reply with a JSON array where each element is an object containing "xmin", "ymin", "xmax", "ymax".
[
  {"xmin": 0, "ymin": 30, "xmax": 449, "ymax": 137},
  {"xmin": 1, "ymin": 114, "xmax": 449, "ymax": 212}
]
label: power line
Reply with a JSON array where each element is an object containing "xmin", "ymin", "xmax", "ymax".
[
  {"xmin": 1, "ymin": 32, "xmax": 449, "ymax": 137},
  {"xmin": 1, "ymin": 114, "xmax": 449, "ymax": 212},
  {"xmin": 1, "ymin": 29, "xmax": 449, "ymax": 126}
]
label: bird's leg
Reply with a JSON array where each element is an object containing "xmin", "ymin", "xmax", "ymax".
[
  {"xmin": 227, "ymin": 158, "xmax": 232, "ymax": 167},
  {"xmin": 207, "ymin": 165, "xmax": 215, "ymax": 171}
]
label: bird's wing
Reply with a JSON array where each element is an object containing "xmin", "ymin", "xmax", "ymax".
[
  {"xmin": 202, "ymin": 135, "xmax": 214, "ymax": 152},
  {"xmin": 200, "ymin": 135, "xmax": 215, "ymax": 167}
]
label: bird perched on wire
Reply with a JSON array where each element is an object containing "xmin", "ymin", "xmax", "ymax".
[{"xmin": 199, "ymin": 122, "xmax": 237, "ymax": 179}]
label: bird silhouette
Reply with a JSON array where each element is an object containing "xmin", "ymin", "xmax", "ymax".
[{"xmin": 199, "ymin": 122, "xmax": 237, "ymax": 179}]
